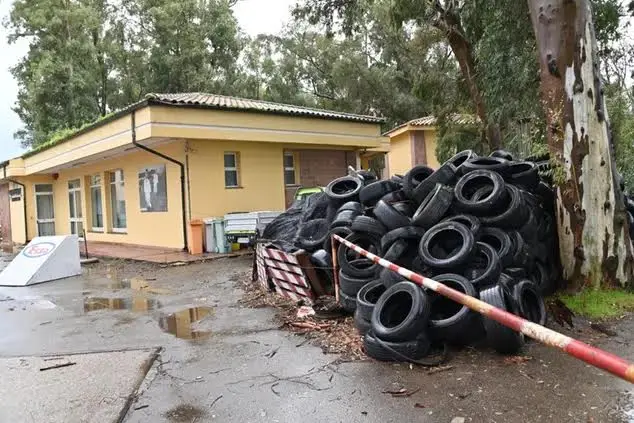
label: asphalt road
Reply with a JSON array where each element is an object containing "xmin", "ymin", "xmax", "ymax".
[{"xmin": 0, "ymin": 255, "xmax": 632, "ymax": 422}]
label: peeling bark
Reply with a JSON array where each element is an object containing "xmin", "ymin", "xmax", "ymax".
[{"xmin": 528, "ymin": 0, "xmax": 634, "ymax": 288}]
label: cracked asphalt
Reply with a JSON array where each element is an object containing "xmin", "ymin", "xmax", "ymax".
[{"xmin": 0, "ymin": 254, "xmax": 633, "ymax": 422}]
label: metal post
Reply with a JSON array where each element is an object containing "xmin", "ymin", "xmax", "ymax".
[{"xmin": 331, "ymin": 235, "xmax": 340, "ymax": 302}]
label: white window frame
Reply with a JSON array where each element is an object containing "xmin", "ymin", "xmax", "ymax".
[
  {"xmin": 283, "ymin": 152, "xmax": 297, "ymax": 186},
  {"xmin": 68, "ymin": 179, "xmax": 84, "ymax": 238},
  {"xmin": 109, "ymin": 170, "xmax": 127, "ymax": 233},
  {"xmin": 224, "ymin": 152, "xmax": 240, "ymax": 188},
  {"xmin": 34, "ymin": 184, "xmax": 55, "ymax": 236},
  {"xmin": 89, "ymin": 174, "xmax": 103, "ymax": 232}
]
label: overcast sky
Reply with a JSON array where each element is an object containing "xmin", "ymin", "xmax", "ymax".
[{"xmin": 0, "ymin": 0, "xmax": 295, "ymax": 161}]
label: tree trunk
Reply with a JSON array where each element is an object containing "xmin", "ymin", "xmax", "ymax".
[
  {"xmin": 433, "ymin": 7, "xmax": 501, "ymax": 151},
  {"xmin": 528, "ymin": 0, "xmax": 634, "ymax": 288}
]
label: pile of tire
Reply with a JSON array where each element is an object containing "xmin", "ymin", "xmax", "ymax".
[{"xmin": 311, "ymin": 149, "xmax": 556, "ymax": 360}]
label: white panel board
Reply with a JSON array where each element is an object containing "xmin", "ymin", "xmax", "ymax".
[{"xmin": 0, "ymin": 236, "xmax": 81, "ymax": 286}]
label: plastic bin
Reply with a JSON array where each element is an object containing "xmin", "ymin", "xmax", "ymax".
[
  {"xmin": 188, "ymin": 219, "xmax": 204, "ymax": 255},
  {"xmin": 213, "ymin": 218, "xmax": 230, "ymax": 253},
  {"xmin": 203, "ymin": 218, "xmax": 216, "ymax": 253}
]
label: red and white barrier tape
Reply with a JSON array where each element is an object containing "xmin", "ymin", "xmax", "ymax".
[{"xmin": 333, "ymin": 234, "xmax": 634, "ymax": 384}]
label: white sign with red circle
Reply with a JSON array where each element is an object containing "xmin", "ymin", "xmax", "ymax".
[{"xmin": 23, "ymin": 242, "xmax": 56, "ymax": 258}]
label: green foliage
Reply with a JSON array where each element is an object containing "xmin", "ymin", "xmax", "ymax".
[
  {"xmin": 5, "ymin": 0, "xmax": 631, "ymax": 166},
  {"xmin": 606, "ymin": 84, "xmax": 634, "ymax": 190},
  {"xmin": 6, "ymin": 0, "xmax": 243, "ymax": 148},
  {"xmin": 559, "ymin": 289, "xmax": 634, "ymax": 318}
]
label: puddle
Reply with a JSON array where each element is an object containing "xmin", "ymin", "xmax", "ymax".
[
  {"xmin": 84, "ymin": 296, "xmax": 160, "ymax": 312},
  {"xmin": 88, "ymin": 277, "xmax": 171, "ymax": 295},
  {"xmin": 158, "ymin": 306, "xmax": 213, "ymax": 339}
]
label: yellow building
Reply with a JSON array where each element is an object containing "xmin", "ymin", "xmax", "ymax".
[
  {"xmin": 383, "ymin": 116, "xmax": 443, "ymax": 176},
  {"xmin": 0, "ymin": 93, "xmax": 387, "ymax": 251}
]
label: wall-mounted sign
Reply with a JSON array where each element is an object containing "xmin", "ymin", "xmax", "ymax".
[
  {"xmin": 138, "ymin": 164, "xmax": 168, "ymax": 212},
  {"xmin": 9, "ymin": 188, "xmax": 22, "ymax": 202}
]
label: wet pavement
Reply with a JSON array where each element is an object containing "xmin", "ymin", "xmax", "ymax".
[{"xmin": 0, "ymin": 254, "xmax": 633, "ymax": 422}]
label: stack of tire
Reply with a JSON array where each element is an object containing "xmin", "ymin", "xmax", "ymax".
[{"xmin": 322, "ymin": 149, "xmax": 555, "ymax": 360}]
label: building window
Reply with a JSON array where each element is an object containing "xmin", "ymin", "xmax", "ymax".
[
  {"xmin": 224, "ymin": 152, "xmax": 239, "ymax": 188},
  {"xmin": 35, "ymin": 184, "xmax": 55, "ymax": 236},
  {"xmin": 109, "ymin": 170, "xmax": 127, "ymax": 232},
  {"xmin": 90, "ymin": 174, "xmax": 103, "ymax": 231},
  {"xmin": 284, "ymin": 152, "xmax": 297, "ymax": 186},
  {"xmin": 68, "ymin": 179, "xmax": 84, "ymax": 236}
]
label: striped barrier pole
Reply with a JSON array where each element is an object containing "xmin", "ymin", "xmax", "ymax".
[{"xmin": 333, "ymin": 234, "xmax": 634, "ymax": 384}]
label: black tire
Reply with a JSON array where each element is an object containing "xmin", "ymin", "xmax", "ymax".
[
  {"xmin": 357, "ymin": 170, "xmax": 377, "ymax": 184},
  {"xmin": 519, "ymin": 206, "xmax": 539, "ymax": 242},
  {"xmin": 337, "ymin": 201, "xmax": 363, "ymax": 213},
  {"xmin": 381, "ymin": 226, "xmax": 426, "ymax": 252},
  {"xmin": 340, "ymin": 257, "xmax": 379, "ymax": 281},
  {"xmin": 412, "ymin": 184, "xmax": 454, "ymax": 229},
  {"xmin": 403, "ymin": 165, "xmax": 434, "ymax": 200},
  {"xmin": 429, "ymin": 274, "xmax": 485, "ymax": 345},
  {"xmin": 446, "ymin": 150, "xmax": 478, "ymax": 174},
  {"xmin": 454, "ymin": 170, "xmax": 507, "ymax": 216},
  {"xmin": 442, "ymin": 214, "xmax": 481, "ymax": 239},
  {"xmin": 381, "ymin": 190, "xmax": 407, "ymax": 204},
  {"xmin": 504, "ymin": 267, "xmax": 528, "ymax": 280},
  {"xmin": 489, "ymin": 149, "xmax": 514, "ymax": 161},
  {"xmin": 418, "ymin": 221, "xmax": 475, "ymax": 269},
  {"xmin": 363, "ymin": 331, "xmax": 431, "ymax": 362},
  {"xmin": 356, "ymin": 279, "xmax": 387, "ymax": 321},
  {"xmin": 390, "ymin": 175, "xmax": 404, "ymax": 184},
  {"xmin": 383, "ymin": 239, "xmax": 408, "ymax": 262},
  {"xmin": 479, "ymin": 227, "xmax": 513, "ymax": 267},
  {"xmin": 481, "ymin": 185, "xmax": 526, "ymax": 229},
  {"xmin": 513, "ymin": 280, "xmax": 547, "ymax": 326},
  {"xmin": 479, "ymin": 284, "xmax": 525, "ymax": 354},
  {"xmin": 297, "ymin": 219, "xmax": 330, "ymax": 252},
  {"xmin": 323, "ymin": 226, "xmax": 353, "ymax": 252},
  {"xmin": 510, "ymin": 231, "xmax": 532, "ymax": 269},
  {"xmin": 507, "ymin": 161, "xmax": 539, "ymax": 190},
  {"xmin": 371, "ymin": 281, "xmax": 431, "ymax": 342},
  {"xmin": 392, "ymin": 201, "xmax": 416, "ymax": 217},
  {"xmin": 354, "ymin": 309, "xmax": 372, "ymax": 335},
  {"xmin": 461, "ymin": 156, "xmax": 510, "ymax": 175},
  {"xmin": 533, "ymin": 260, "xmax": 555, "ymax": 295},
  {"xmin": 351, "ymin": 216, "xmax": 387, "ymax": 237},
  {"xmin": 339, "ymin": 269, "xmax": 374, "ymax": 296},
  {"xmin": 359, "ymin": 180, "xmax": 400, "ymax": 206},
  {"xmin": 330, "ymin": 209, "xmax": 361, "ymax": 228},
  {"xmin": 337, "ymin": 233, "xmax": 381, "ymax": 278},
  {"xmin": 374, "ymin": 200, "xmax": 411, "ymax": 230},
  {"xmin": 339, "ymin": 289, "xmax": 356, "ymax": 313},
  {"xmin": 326, "ymin": 176, "xmax": 363, "ymax": 202},
  {"xmin": 497, "ymin": 272, "xmax": 518, "ymax": 292},
  {"xmin": 411, "ymin": 163, "xmax": 457, "ymax": 203},
  {"xmin": 380, "ymin": 267, "xmax": 407, "ymax": 287},
  {"xmin": 463, "ymin": 242, "xmax": 502, "ymax": 289}
]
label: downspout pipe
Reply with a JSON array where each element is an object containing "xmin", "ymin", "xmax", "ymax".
[
  {"xmin": 130, "ymin": 111, "xmax": 188, "ymax": 252},
  {"xmin": 3, "ymin": 165, "xmax": 28, "ymax": 243}
]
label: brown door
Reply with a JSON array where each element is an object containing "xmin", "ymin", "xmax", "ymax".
[{"xmin": 0, "ymin": 184, "xmax": 12, "ymax": 244}]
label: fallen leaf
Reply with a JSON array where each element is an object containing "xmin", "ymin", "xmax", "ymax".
[{"xmin": 414, "ymin": 403, "xmax": 426, "ymax": 408}]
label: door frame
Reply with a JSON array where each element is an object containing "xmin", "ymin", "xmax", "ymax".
[
  {"xmin": 68, "ymin": 179, "xmax": 84, "ymax": 238},
  {"xmin": 34, "ymin": 183, "xmax": 55, "ymax": 236}
]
